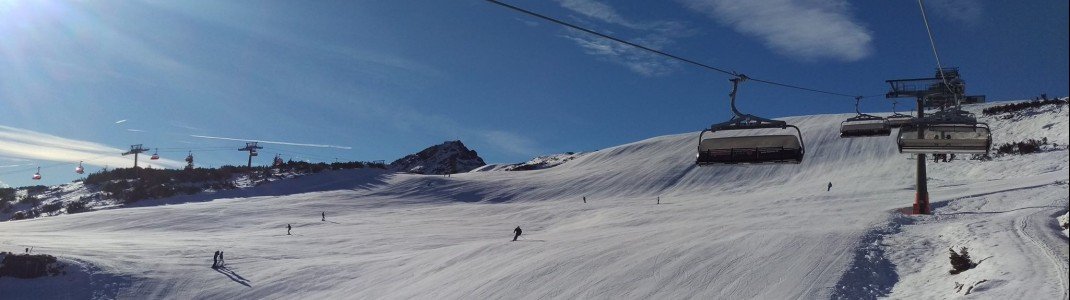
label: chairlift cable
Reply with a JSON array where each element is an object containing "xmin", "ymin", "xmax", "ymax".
[
  {"xmin": 916, "ymin": 0, "xmax": 961, "ymax": 106},
  {"xmin": 483, "ymin": 0, "xmax": 869, "ymax": 99}
]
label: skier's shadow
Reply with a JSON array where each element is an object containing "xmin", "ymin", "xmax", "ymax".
[
  {"xmin": 514, "ymin": 239, "xmax": 546, "ymax": 242},
  {"xmin": 215, "ymin": 266, "xmax": 252, "ymax": 287}
]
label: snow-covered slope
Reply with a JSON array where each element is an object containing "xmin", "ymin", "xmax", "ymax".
[
  {"xmin": 471, "ymin": 152, "xmax": 587, "ymax": 172},
  {"xmin": 389, "ymin": 140, "xmax": 486, "ymax": 174},
  {"xmin": 0, "ymin": 101, "xmax": 1066, "ymax": 299}
]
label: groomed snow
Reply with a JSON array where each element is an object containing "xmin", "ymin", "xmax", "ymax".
[{"xmin": 1, "ymin": 101, "xmax": 1067, "ymax": 299}]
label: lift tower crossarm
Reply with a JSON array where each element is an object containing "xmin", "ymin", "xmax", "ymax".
[
  {"xmin": 238, "ymin": 142, "xmax": 263, "ymax": 168},
  {"xmin": 121, "ymin": 144, "xmax": 149, "ymax": 169}
]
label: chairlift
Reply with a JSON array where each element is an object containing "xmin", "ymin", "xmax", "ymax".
[
  {"xmin": 897, "ymin": 108, "xmax": 991, "ymax": 154},
  {"xmin": 250, "ymin": 149, "xmax": 259, "ymax": 157},
  {"xmin": 150, "ymin": 148, "xmax": 160, "ymax": 160},
  {"xmin": 75, "ymin": 161, "xmax": 85, "ymax": 174},
  {"xmin": 840, "ymin": 97, "xmax": 891, "ymax": 138},
  {"xmin": 697, "ymin": 75, "xmax": 805, "ymax": 165},
  {"xmin": 885, "ymin": 99, "xmax": 915, "ymax": 128},
  {"xmin": 33, "ymin": 167, "xmax": 42, "ymax": 180}
]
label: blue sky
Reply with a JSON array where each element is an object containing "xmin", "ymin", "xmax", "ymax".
[{"xmin": 1, "ymin": 0, "xmax": 1067, "ymax": 187}]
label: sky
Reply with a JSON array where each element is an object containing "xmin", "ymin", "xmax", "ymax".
[{"xmin": 1, "ymin": 0, "xmax": 1067, "ymax": 187}]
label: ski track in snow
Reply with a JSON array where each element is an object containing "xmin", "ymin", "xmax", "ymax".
[
  {"xmin": 1014, "ymin": 193, "xmax": 1070, "ymax": 300},
  {"xmin": 0, "ymin": 101, "xmax": 1067, "ymax": 299}
]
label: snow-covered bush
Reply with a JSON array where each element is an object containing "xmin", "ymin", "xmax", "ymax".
[
  {"xmin": 948, "ymin": 247, "xmax": 977, "ymax": 275},
  {"xmin": 0, "ymin": 252, "xmax": 65, "ymax": 278}
]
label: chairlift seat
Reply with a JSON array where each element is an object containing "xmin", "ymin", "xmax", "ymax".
[
  {"xmin": 698, "ymin": 134, "xmax": 803, "ymax": 165},
  {"xmin": 885, "ymin": 115, "xmax": 915, "ymax": 128},
  {"xmin": 897, "ymin": 123, "xmax": 991, "ymax": 154},
  {"xmin": 840, "ymin": 116, "xmax": 891, "ymax": 137}
]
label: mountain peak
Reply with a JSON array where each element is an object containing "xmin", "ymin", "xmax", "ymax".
[{"xmin": 389, "ymin": 140, "xmax": 486, "ymax": 174}]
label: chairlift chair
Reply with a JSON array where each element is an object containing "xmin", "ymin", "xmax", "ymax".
[
  {"xmin": 884, "ymin": 99, "xmax": 915, "ymax": 128},
  {"xmin": 33, "ymin": 167, "xmax": 42, "ymax": 180},
  {"xmin": 75, "ymin": 161, "xmax": 85, "ymax": 174},
  {"xmin": 150, "ymin": 148, "xmax": 160, "ymax": 160},
  {"xmin": 697, "ymin": 76, "xmax": 805, "ymax": 165},
  {"xmin": 840, "ymin": 97, "xmax": 891, "ymax": 138},
  {"xmin": 897, "ymin": 108, "xmax": 991, "ymax": 154}
]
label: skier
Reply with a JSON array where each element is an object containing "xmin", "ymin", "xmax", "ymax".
[
  {"xmin": 827, "ymin": 182, "xmax": 832, "ymax": 191},
  {"xmin": 583, "ymin": 196, "xmax": 586, "ymax": 203},
  {"xmin": 513, "ymin": 226, "xmax": 522, "ymax": 241},
  {"xmin": 322, "ymin": 212, "xmax": 326, "ymax": 222},
  {"xmin": 213, "ymin": 251, "xmax": 220, "ymax": 268},
  {"xmin": 287, "ymin": 224, "xmax": 292, "ymax": 235},
  {"xmin": 219, "ymin": 251, "xmax": 225, "ymax": 268}
]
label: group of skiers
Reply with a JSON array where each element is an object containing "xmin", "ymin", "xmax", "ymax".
[
  {"xmin": 212, "ymin": 212, "xmax": 531, "ymax": 268},
  {"xmin": 211, "ymin": 212, "xmax": 330, "ymax": 268},
  {"xmin": 212, "ymin": 250, "xmax": 226, "ymax": 269}
]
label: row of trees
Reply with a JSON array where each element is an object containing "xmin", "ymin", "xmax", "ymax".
[
  {"xmin": 981, "ymin": 99, "xmax": 1066, "ymax": 116},
  {"xmin": 82, "ymin": 159, "xmax": 386, "ymax": 204},
  {"xmin": 994, "ymin": 138, "xmax": 1051, "ymax": 156},
  {"xmin": 3, "ymin": 160, "xmax": 387, "ymax": 220}
]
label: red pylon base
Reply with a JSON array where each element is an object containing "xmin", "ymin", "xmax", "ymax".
[{"xmin": 913, "ymin": 193, "xmax": 930, "ymax": 215}]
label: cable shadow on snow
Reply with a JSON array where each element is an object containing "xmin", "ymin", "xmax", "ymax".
[
  {"xmin": 215, "ymin": 267, "xmax": 252, "ymax": 287},
  {"xmin": 928, "ymin": 182, "xmax": 1058, "ymax": 211}
]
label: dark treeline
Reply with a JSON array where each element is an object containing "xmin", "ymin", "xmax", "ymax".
[
  {"xmin": 994, "ymin": 138, "xmax": 1051, "ymax": 156},
  {"xmin": 3, "ymin": 160, "xmax": 385, "ymax": 220},
  {"xmin": 82, "ymin": 160, "xmax": 387, "ymax": 204},
  {"xmin": 982, "ymin": 99, "xmax": 1066, "ymax": 116}
]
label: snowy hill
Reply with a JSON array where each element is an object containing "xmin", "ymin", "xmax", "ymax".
[
  {"xmin": 0, "ymin": 101, "xmax": 1067, "ymax": 299},
  {"xmin": 0, "ymin": 163, "xmax": 386, "ymax": 222},
  {"xmin": 471, "ymin": 152, "xmax": 587, "ymax": 172},
  {"xmin": 389, "ymin": 140, "xmax": 486, "ymax": 174}
]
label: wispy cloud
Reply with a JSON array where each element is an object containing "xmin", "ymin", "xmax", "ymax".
[
  {"xmin": 189, "ymin": 135, "xmax": 352, "ymax": 150},
  {"xmin": 114, "ymin": 119, "xmax": 128, "ymax": 124},
  {"xmin": 925, "ymin": 0, "xmax": 983, "ymax": 26},
  {"xmin": 554, "ymin": 0, "xmax": 689, "ymax": 76},
  {"xmin": 562, "ymin": 32, "xmax": 679, "ymax": 76},
  {"xmin": 126, "ymin": 129, "xmax": 146, "ymax": 132},
  {"xmin": 678, "ymin": 0, "xmax": 873, "ymax": 62},
  {"xmin": 0, "ymin": 125, "xmax": 185, "ymax": 168}
]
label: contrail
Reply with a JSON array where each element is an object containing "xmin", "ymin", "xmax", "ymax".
[
  {"xmin": 115, "ymin": 119, "xmax": 128, "ymax": 124},
  {"xmin": 189, "ymin": 135, "xmax": 352, "ymax": 150}
]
